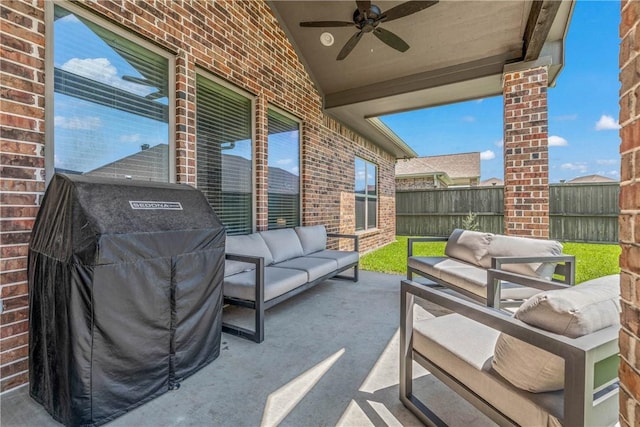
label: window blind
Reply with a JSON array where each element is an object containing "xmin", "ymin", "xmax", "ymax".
[
  {"xmin": 196, "ymin": 75, "xmax": 253, "ymax": 235},
  {"xmin": 53, "ymin": 5, "xmax": 169, "ymax": 182}
]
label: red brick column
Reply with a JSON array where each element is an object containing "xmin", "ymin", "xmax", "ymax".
[
  {"xmin": 0, "ymin": 0, "xmax": 45, "ymax": 392},
  {"xmin": 619, "ymin": 2, "xmax": 640, "ymax": 425},
  {"xmin": 502, "ymin": 66, "xmax": 550, "ymax": 238}
]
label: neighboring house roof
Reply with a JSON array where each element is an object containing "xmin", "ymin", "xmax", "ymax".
[
  {"xmin": 480, "ymin": 177, "xmax": 504, "ymax": 186},
  {"xmin": 396, "ymin": 152, "xmax": 481, "ymax": 186},
  {"xmin": 566, "ymin": 174, "xmax": 617, "ymax": 184}
]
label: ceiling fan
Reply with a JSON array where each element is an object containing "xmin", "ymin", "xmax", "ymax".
[{"xmin": 300, "ymin": 0, "xmax": 438, "ymax": 60}]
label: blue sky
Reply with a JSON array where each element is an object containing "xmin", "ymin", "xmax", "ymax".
[{"xmin": 381, "ymin": 0, "xmax": 621, "ymax": 183}]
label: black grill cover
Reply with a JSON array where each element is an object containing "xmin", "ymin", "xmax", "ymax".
[{"xmin": 28, "ymin": 174, "xmax": 225, "ymax": 426}]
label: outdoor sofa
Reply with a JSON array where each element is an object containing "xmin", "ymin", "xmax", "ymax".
[
  {"xmin": 400, "ymin": 272, "xmax": 621, "ymax": 426},
  {"xmin": 222, "ymin": 225, "xmax": 359, "ymax": 343},
  {"xmin": 407, "ymin": 229, "xmax": 576, "ymax": 308}
]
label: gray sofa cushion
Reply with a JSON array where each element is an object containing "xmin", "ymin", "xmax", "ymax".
[
  {"xmin": 492, "ymin": 275, "xmax": 621, "ymax": 393},
  {"xmin": 225, "ymin": 234, "xmax": 274, "ymax": 276},
  {"xmin": 223, "ymin": 266, "xmax": 308, "ymax": 302},
  {"xmin": 408, "ymin": 256, "xmax": 540, "ymax": 301},
  {"xmin": 307, "ymin": 250, "xmax": 359, "ymax": 269},
  {"xmin": 444, "ymin": 229, "xmax": 491, "ymax": 267},
  {"xmin": 272, "ymin": 257, "xmax": 338, "ymax": 282},
  {"xmin": 295, "ymin": 225, "xmax": 327, "ymax": 255},
  {"xmin": 478, "ymin": 234, "xmax": 563, "ymax": 279},
  {"xmin": 414, "ymin": 313, "xmax": 562, "ymax": 426},
  {"xmin": 260, "ymin": 228, "xmax": 305, "ymax": 263}
]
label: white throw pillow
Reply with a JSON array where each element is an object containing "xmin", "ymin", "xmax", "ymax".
[{"xmin": 492, "ymin": 275, "xmax": 620, "ymax": 392}]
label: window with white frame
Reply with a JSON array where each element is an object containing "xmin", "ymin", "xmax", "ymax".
[
  {"xmin": 196, "ymin": 74, "xmax": 254, "ymax": 235},
  {"xmin": 267, "ymin": 108, "xmax": 300, "ymax": 229},
  {"xmin": 50, "ymin": 4, "xmax": 173, "ymax": 182},
  {"xmin": 355, "ymin": 157, "xmax": 377, "ymax": 231}
]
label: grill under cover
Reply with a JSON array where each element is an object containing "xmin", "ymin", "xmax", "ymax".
[{"xmin": 29, "ymin": 174, "xmax": 225, "ymax": 426}]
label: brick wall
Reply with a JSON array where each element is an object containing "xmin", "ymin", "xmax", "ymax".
[
  {"xmin": 395, "ymin": 176, "xmax": 437, "ymax": 191},
  {"xmin": 0, "ymin": 0, "xmax": 397, "ymax": 393},
  {"xmin": 502, "ymin": 66, "xmax": 550, "ymax": 238},
  {"xmin": 619, "ymin": 1, "xmax": 640, "ymax": 425}
]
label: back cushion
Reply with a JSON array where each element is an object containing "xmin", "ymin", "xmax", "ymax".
[
  {"xmin": 259, "ymin": 228, "xmax": 304, "ymax": 263},
  {"xmin": 226, "ymin": 233, "xmax": 274, "ymax": 268},
  {"xmin": 444, "ymin": 229, "xmax": 491, "ymax": 266},
  {"xmin": 478, "ymin": 234, "xmax": 563, "ymax": 278},
  {"xmin": 492, "ymin": 275, "xmax": 620, "ymax": 392},
  {"xmin": 295, "ymin": 225, "xmax": 327, "ymax": 255}
]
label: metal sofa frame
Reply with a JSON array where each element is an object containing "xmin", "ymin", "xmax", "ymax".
[
  {"xmin": 407, "ymin": 236, "xmax": 576, "ymax": 308},
  {"xmin": 400, "ymin": 275, "xmax": 620, "ymax": 427},
  {"xmin": 222, "ymin": 233, "xmax": 358, "ymax": 343}
]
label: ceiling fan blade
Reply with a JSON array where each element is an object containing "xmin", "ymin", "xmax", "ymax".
[
  {"xmin": 373, "ymin": 27, "xmax": 409, "ymax": 52},
  {"xmin": 356, "ymin": 0, "xmax": 371, "ymax": 14},
  {"xmin": 382, "ymin": 0, "xmax": 438, "ymax": 23},
  {"xmin": 337, "ymin": 31, "xmax": 364, "ymax": 60},
  {"xmin": 300, "ymin": 21, "xmax": 354, "ymax": 27}
]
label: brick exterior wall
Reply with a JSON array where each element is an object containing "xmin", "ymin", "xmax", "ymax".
[
  {"xmin": 395, "ymin": 176, "xmax": 437, "ymax": 191},
  {"xmin": 0, "ymin": 0, "xmax": 396, "ymax": 393},
  {"xmin": 502, "ymin": 66, "xmax": 550, "ymax": 239},
  {"xmin": 619, "ymin": 2, "xmax": 640, "ymax": 425}
]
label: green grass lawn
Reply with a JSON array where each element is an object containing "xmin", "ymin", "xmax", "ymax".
[{"xmin": 360, "ymin": 236, "xmax": 621, "ymax": 283}]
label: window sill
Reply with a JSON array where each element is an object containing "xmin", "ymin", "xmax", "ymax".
[{"xmin": 355, "ymin": 228, "xmax": 380, "ymax": 237}]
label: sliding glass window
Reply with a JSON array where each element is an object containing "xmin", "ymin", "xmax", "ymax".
[
  {"xmin": 196, "ymin": 74, "xmax": 254, "ymax": 235},
  {"xmin": 267, "ymin": 108, "xmax": 300, "ymax": 229},
  {"xmin": 50, "ymin": 4, "xmax": 173, "ymax": 182}
]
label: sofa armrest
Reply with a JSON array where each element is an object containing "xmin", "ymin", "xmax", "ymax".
[
  {"xmin": 400, "ymin": 279, "xmax": 619, "ymax": 426},
  {"xmin": 407, "ymin": 236, "xmax": 448, "ymax": 257},
  {"xmin": 486, "ymin": 268, "xmax": 570, "ymax": 308},
  {"xmin": 490, "ymin": 254, "xmax": 576, "ymax": 285},
  {"xmin": 327, "ymin": 233, "xmax": 359, "ymax": 252},
  {"xmin": 224, "ymin": 252, "xmax": 265, "ymax": 307}
]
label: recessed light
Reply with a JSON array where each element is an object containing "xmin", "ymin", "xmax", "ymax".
[{"xmin": 320, "ymin": 32, "xmax": 334, "ymax": 47}]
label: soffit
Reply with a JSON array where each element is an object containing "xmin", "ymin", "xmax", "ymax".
[{"xmin": 269, "ymin": 0, "xmax": 575, "ymax": 158}]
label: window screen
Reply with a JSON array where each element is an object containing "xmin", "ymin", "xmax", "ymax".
[
  {"xmin": 52, "ymin": 5, "xmax": 170, "ymax": 182},
  {"xmin": 196, "ymin": 75, "xmax": 253, "ymax": 235},
  {"xmin": 267, "ymin": 109, "xmax": 300, "ymax": 229},
  {"xmin": 355, "ymin": 157, "xmax": 377, "ymax": 231}
]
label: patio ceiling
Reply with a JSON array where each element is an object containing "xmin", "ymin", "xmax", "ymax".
[{"xmin": 268, "ymin": 0, "xmax": 575, "ymax": 158}]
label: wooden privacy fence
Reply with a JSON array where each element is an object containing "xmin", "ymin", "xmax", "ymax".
[{"xmin": 396, "ymin": 183, "xmax": 620, "ymax": 243}]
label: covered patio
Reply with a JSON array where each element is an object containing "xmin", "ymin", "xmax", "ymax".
[{"xmin": 1, "ymin": 271, "xmax": 494, "ymax": 427}]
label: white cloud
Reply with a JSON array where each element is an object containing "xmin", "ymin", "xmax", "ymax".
[
  {"xmin": 561, "ymin": 162, "xmax": 588, "ymax": 173},
  {"xmin": 277, "ymin": 158, "xmax": 293, "ymax": 165},
  {"xmin": 608, "ymin": 170, "xmax": 619, "ymax": 177},
  {"xmin": 595, "ymin": 115, "xmax": 620, "ymax": 131},
  {"xmin": 60, "ymin": 57, "xmax": 154, "ymax": 96},
  {"xmin": 119, "ymin": 134, "xmax": 141, "ymax": 143},
  {"xmin": 461, "ymin": 115, "xmax": 476, "ymax": 123},
  {"xmin": 548, "ymin": 135, "xmax": 568, "ymax": 147},
  {"xmin": 596, "ymin": 159, "xmax": 617, "ymax": 166},
  {"xmin": 62, "ymin": 57, "xmax": 118, "ymax": 84},
  {"xmin": 480, "ymin": 150, "xmax": 496, "ymax": 160},
  {"xmin": 494, "ymin": 139, "xmax": 504, "ymax": 147},
  {"xmin": 54, "ymin": 115, "xmax": 102, "ymax": 130}
]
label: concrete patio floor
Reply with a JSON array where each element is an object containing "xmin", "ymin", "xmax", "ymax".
[{"xmin": 0, "ymin": 271, "xmax": 494, "ymax": 427}]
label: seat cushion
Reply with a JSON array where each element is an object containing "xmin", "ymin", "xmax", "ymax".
[
  {"xmin": 408, "ymin": 256, "xmax": 540, "ymax": 301},
  {"xmin": 223, "ymin": 266, "xmax": 307, "ymax": 302},
  {"xmin": 259, "ymin": 228, "xmax": 305, "ymax": 263},
  {"xmin": 307, "ymin": 250, "xmax": 358, "ymax": 269},
  {"xmin": 479, "ymin": 234, "xmax": 563, "ymax": 279},
  {"xmin": 295, "ymin": 225, "xmax": 327, "ymax": 255},
  {"xmin": 413, "ymin": 313, "xmax": 562, "ymax": 426},
  {"xmin": 444, "ymin": 229, "xmax": 491, "ymax": 267},
  {"xmin": 492, "ymin": 274, "xmax": 621, "ymax": 393},
  {"xmin": 225, "ymin": 233, "xmax": 274, "ymax": 275},
  {"xmin": 272, "ymin": 257, "xmax": 338, "ymax": 282}
]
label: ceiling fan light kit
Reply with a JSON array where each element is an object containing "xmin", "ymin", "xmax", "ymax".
[{"xmin": 300, "ymin": 0, "xmax": 439, "ymax": 60}]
